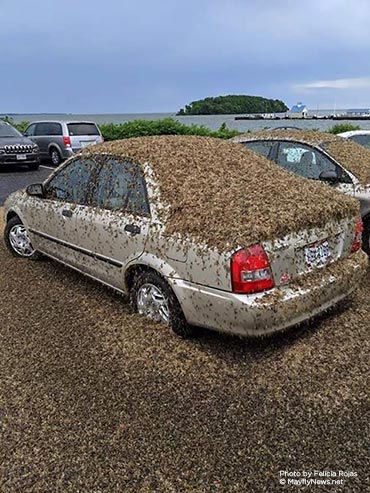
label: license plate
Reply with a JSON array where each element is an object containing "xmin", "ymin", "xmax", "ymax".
[
  {"xmin": 80, "ymin": 141, "xmax": 96, "ymax": 148},
  {"xmin": 17, "ymin": 154, "xmax": 27, "ymax": 160},
  {"xmin": 305, "ymin": 240, "xmax": 331, "ymax": 268}
]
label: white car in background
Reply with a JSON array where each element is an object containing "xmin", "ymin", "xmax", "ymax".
[
  {"xmin": 338, "ymin": 130, "xmax": 370, "ymax": 149},
  {"xmin": 232, "ymin": 129, "xmax": 370, "ymax": 253}
]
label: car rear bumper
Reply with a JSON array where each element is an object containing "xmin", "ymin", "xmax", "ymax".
[
  {"xmin": 61, "ymin": 148, "xmax": 75, "ymax": 159},
  {"xmin": 71, "ymin": 142, "xmax": 101, "ymax": 155},
  {"xmin": 170, "ymin": 251, "xmax": 368, "ymax": 337}
]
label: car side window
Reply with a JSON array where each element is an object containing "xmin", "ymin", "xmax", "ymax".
[
  {"xmin": 35, "ymin": 122, "xmax": 62, "ymax": 136},
  {"xmin": 45, "ymin": 158, "xmax": 98, "ymax": 204},
  {"xmin": 348, "ymin": 134, "xmax": 370, "ymax": 149},
  {"xmin": 276, "ymin": 141, "xmax": 338, "ymax": 180},
  {"xmin": 47, "ymin": 123, "xmax": 63, "ymax": 136},
  {"xmin": 35, "ymin": 123, "xmax": 49, "ymax": 136},
  {"xmin": 242, "ymin": 141, "xmax": 275, "ymax": 159},
  {"xmin": 25, "ymin": 124, "xmax": 36, "ymax": 137},
  {"xmin": 92, "ymin": 157, "xmax": 150, "ymax": 216}
]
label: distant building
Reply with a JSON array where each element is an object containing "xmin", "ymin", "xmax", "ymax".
[
  {"xmin": 288, "ymin": 102, "xmax": 308, "ymax": 119},
  {"xmin": 346, "ymin": 109, "xmax": 370, "ymax": 116}
]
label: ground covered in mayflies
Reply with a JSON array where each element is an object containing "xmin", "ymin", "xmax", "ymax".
[{"xmin": 0, "ymin": 215, "xmax": 369, "ymax": 492}]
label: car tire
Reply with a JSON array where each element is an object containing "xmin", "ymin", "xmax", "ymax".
[
  {"xmin": 50, "ymin": 148, "xmax": 62, "ymax": 166},
  {"xmin": 362, "ymin": 217, "xmax": 370, "ymax": 255},
  {"xmin": 28, "ymin": 162, "xmax": 39, "ymax": 171},
  {"xmin": 4, "ymin": 217, "xmax": 42, "ymax": 260},
  {"xmin": 131, "ymin": 270, "xmax": 196, "ymax": 338}
]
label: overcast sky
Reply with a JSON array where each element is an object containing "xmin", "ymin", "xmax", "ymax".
[{"xmin": 1, "ymin": 0, "xmax": 370, "ymax": 113}]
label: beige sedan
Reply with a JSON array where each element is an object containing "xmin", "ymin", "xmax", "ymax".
[{"xmin": 3, "ymin": 136, "xmax": 368, "ymax": 337}]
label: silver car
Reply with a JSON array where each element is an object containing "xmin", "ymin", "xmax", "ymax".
[
  {"xmin": 24, "ymin": 120, "xmax": 103, "ymax": 166},
  {"xmin": 232, "ymin": 130, "xmax": 370, "ymax": 253},
  {"xmin": 3, "ymin": 136, "xmax": 367, "ymax": 338}
]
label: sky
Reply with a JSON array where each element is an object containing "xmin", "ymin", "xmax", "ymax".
[{"xmin": 1, "ymin": 0, "xmax": 370, "ymax": 113}]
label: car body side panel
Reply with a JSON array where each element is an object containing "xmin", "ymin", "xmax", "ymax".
[
  {"xmin": 71, "ymin": 207, "xmax": 150, "ymax": 289},
  {"xmin": 143, "ymin": 226, "xmax": 232, "ymax": 290},
  {"xmin": 5, "ymin": 193, "xmax": 91, "ymax": 267}
]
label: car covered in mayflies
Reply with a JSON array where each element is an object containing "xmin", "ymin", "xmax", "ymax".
[
  {"xmin": 231, "ymin": 129, "xmax": 370, "ymax": 253},
  {"xmin": 3, "ymin": 136, "xmax": 367, "ymax": 337}
]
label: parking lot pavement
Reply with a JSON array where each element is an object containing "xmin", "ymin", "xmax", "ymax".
[
  {"xmin": 0, "ymin": 211, "xmax": 369, "ymax": 492},
  {"xmin": 0, "ymin": 164, "xmax": 53, "ymax": 205}
]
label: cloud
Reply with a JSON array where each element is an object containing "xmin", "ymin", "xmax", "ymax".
[
  {"xmin": 2, "ymin": 0, "xmax": 370, "ymax": 111},
  {"xmin": 294, "ymin": 77, "xmax": 370, "ymax": 91}
]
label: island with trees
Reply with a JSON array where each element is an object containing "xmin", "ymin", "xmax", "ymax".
[{"xmin": 177, "ymin": 95, "xmax": 289, "ymax": 115}]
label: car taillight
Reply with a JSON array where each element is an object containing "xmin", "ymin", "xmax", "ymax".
[
  {"xmin": 231, "ymin": 245, "xmax": 275, "ymax": 294},
  {"xmin": 351, "ymin": 216, "xmax": 363, "ymax": 253},
  {"xmin": 63, "ymin": 136, "xmax": 71, "ymax": 147}
]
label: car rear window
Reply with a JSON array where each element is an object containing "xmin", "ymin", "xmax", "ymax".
[{"xmin": 67, "ymin": 123, "xmax": 99, "ymax": 136}]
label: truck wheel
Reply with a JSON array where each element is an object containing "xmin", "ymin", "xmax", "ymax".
[{"xmin": 131, "ymin": 270, "xmax": 195, "ymax": 338}]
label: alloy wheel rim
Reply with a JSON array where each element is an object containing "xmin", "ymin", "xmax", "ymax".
[
  {"xmin": 51, "ymin": 151, "xmax": 60, "ymax": 165},
  {"xmin": 9, "ymin": 225, "xmax": 35, "ymax": 257},
  {"xmin": 136, "ymin": 283, "xmax": 170, "ymax": 324}
]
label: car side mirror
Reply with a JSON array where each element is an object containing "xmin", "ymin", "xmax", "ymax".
[
  {"xmin": 319, "ymin": 170, "xmax": 339, "ymax": 183},
  {"xmin": 26, "ymin": 183, "xmax": 45, "ymax": 197}
]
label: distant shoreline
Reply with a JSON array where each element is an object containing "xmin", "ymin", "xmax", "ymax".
[{"xmin": 3, "ymin": 110, "xmax": 370, "ymax": 133}]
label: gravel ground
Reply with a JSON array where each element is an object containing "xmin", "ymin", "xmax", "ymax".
[{"xmin": 0, "ymin": 210, "xmax": 369, "ymax": 492}]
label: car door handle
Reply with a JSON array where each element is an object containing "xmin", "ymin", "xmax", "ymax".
[
  {"xmin": 62, "ymin": 209, "xmax": 73, "ymax": 218},
  {"xmin": 124, "ymin": 223, "xmax": 141, "ymax": 235}
]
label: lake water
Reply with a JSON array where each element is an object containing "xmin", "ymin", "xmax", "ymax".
[{"xmin": 3, "ymin": 110, "xmax": 370, "ymax": 132}]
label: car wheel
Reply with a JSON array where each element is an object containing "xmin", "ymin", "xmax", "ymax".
[
  {"xmin": 4, "ymin": 217, "xmax": 41, "ymax": 260},
  {"xmin": 131, "ymin": 270, "xmax": 195, "ymax": 338},
  {"xmin": 50, "ymin": 148, "xmax": 62, "ymax": 166},
  {"xmin": 362, "ymin": 218, "xmax": 370, "ymax": 255},
  {"xmin": 28, "ymin": 162, "xmax": 39, "ymax": 171}
]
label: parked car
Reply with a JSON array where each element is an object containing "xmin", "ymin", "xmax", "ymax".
[
  {"xmin": 231, "ymin": 130, "xmax": 370, "ymax": 253},
  {"xmin": 24, "ymin": 120, "xmax": 103, "ymax": 166},
  {"xmin": 338, "ymin": 130, "xmax": 370, "ymax": 149},
  {"xmin": 0, "ymin": 121, "xmax": 40, "ymax": 170},
  {"xmin": 3, "ymin": 136, "xmax": 367, "ymax": 338}
]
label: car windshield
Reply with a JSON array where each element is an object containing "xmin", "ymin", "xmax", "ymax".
[
  {"xmin": 67, "ymin": 123, "xmax": 99, "ymax": 136},
  {"xmin": 0, "ymin": 123, "xmax": 22, "ymax": 138}
]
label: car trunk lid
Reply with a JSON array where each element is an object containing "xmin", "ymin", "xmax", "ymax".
[{"xmin": 262, "ymin": 216, "xmax": 355, "ymax": 287}]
